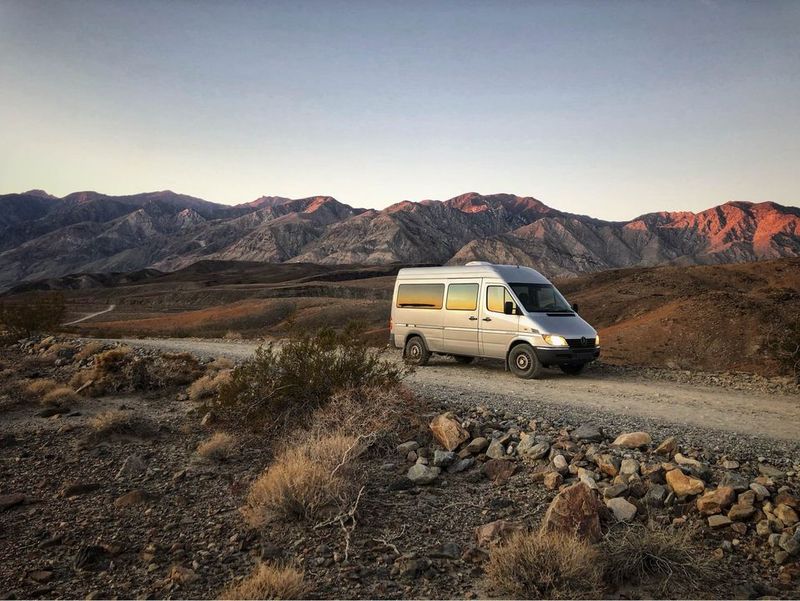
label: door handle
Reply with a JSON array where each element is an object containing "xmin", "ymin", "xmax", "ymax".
[
  {"xmin": 468, "ymin": 316, "xmax": 478, "ymax": 321},
  {"xmin": 482, "ymin": 317, "xmax": 492, "ymax": 322}
]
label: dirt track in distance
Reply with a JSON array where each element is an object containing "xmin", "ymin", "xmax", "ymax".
[{"xmin": 88, "ymin": 337, "xmax": 800, "ymax": 443}]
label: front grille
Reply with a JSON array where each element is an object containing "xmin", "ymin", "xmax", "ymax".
[{"xmin": 566, "ymin": 337, "xmax": 596, "ymax": 349}]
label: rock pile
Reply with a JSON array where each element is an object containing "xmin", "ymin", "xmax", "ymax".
[{"xmin": 395, "ymin": 404, "xmax": 800, "ymax": 570}]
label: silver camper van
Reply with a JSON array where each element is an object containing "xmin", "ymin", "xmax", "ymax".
[{"xmin": 389, "ymin": 262, "xmax": 599, "ymax": 379}]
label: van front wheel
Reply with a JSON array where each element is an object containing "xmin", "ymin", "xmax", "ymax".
[
  {"xmin": 508, "ymin": 345, "xmax": 544, "ymax": 379},
  {"xmin": 404, "ymin": 337, "xmax": 430, "ymax": 366}
]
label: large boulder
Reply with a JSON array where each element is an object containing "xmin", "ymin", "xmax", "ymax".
[
  {"xmin": 430, "ymin": 414, "xmax": 469, "ymax": 451},
  {"xmin": 540, "ymin": 481, "xmax": 603, "ymax": 542}
]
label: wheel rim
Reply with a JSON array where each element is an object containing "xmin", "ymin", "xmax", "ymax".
[
  {"xmin": 409, "ymin": 344, "xmax": 421, "ymax": 360},
  {"xmin": 515, "ymin": 353, "xmax": 530, "ymax": 370}
]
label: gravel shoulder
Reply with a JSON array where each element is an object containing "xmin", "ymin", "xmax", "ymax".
[{"xmin": 93, "ymin": 337, "xmax": 800, "ymax": 445}]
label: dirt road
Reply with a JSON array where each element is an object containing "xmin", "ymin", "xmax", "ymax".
[
  {"xmin": 90, "ymin": 337, "xmax": 800, "ymax": 443},
  {"xmin": 63, "ymin": 304, "xmax": 116, "ymax": 325}
]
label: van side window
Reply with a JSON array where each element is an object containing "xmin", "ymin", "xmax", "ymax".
[
  {"xmin": 396, "ymin": 283, "xmax": 444, "ymax": 309},
  {"xmin": 446, "ymin": 283, "xmax": 479, "ymax": 311},
  {"xmin": 487, "ymin": 285, "xmax": 515, "ymax": 313}
]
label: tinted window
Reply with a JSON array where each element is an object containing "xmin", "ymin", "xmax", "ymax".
[
  {"xmin": 446, "ymin": 283, "xmax": 479, "ymax": 311},
  {"xmin": 487, "ymin": 285, "xmax": 516, "ymax": 313},
  {"xmin": 396, "ymin": 284, "xmax": 444, "ymax": 309},
  {"xmin": 510, "ymin": 283, "xmax": 573, "ymax": 312}
]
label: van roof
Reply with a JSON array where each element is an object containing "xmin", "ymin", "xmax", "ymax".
[{"xmin": 397, "ymin": 263, "xmax": 550, "ymax": 284}]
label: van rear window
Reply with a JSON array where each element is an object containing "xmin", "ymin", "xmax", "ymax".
[{"xmin": 396, "ymin": 283, "xmax": 444, "ymax": 309}]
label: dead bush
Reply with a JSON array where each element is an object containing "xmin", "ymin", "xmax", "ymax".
[
  {"xmin": 208, "ymin": 356, "xmax": 234, "ymax": 371},
  {"xmin": 196, "ymin": 432, "xmax": 237, "ymax": 461},
  {"xmin": 601, "ymin": 524, "xmax": 715, "ymax": 595},
  {"xmin": 43, "ymin": 342, "xmax": 77, "ymax": 359},
  {"xmin": 219, "ymin": 563, "xmax": 306, "ymax": 600},
  {"xmin": 484, "ymin": 531, "xmax": 603, "ymax": 599},
  {"xmin": 216, "ymin": 326, "xmax": 403, "ymax": 430},
  {"xmin": 42, "ymin": 386, "xmax": 79, "ymax": 406},
  {"xmin": 242, "ymin": 434, "xmax": 364, "ymax": 526},
  {"xmin": 0, "ymin": 293, "xmax": 65, "ymax": 337},
  {"xmin": 88, "ymin": 410, "xmax": 158, "ymax": 440},
  {"xmin": 21, "ymin": 378, "xmax": 59, "ymax": 399},
  {"xmin": 188, "ymin": 370, "xmax": 232, "ymax": 401},
  {"xmin": 156, "ymin": 352, "xmax": 204, "ymax": 386},
  {"xmin": 75, "ymin": 341, "xmax": 107, "ymax": 361}
]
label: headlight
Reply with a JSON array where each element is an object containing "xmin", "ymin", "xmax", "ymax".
[
  {"xmin": 543, "ymin": 334, "xmax": 568, "ymax": 347},
  {"xmin": 595, "ymin": 334, "xmax": 600, "ymax": 346}
]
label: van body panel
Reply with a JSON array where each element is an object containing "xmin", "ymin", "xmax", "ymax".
[{"xmin": 390, "ymin": 263, "xmax": 599, "ymax": 369}]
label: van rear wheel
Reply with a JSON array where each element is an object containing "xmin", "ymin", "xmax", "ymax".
[
  {"xmin": 508, "ymin": 344, "xmax": 544, "ymax": 379},
  {"xmin": 560, "ymin": 364, "xmax": 585, "ymax": 376},
  {"xmin": 404, "ymin": 337, "xmax": 430, "ymax": 366},
  {"xmin": 453, "ymin": 355, "xmax": 474, "ymax": 364}
]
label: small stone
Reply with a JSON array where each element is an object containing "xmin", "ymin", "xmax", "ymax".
[
  {"xmin": 756, "ymin": 520, "xmax": 773, "ymax": 537},
  {"xmin": 28, "ymin": 570, "xmax": 53, "ymax": 583},
  {"xmin": 719, "ymin": 472, "xmax": 749, "ymax": 492},
  {"xmin": 466, "ymin": 437, "xmax": 489, "ymax": 454},
  {"xmin": 543, "ymin": 472, "xmax": 563, "ymax": 491},
  {"xmin": 486, "ymin": 439, "xmax": 505, "ymax": 460},
  {"xmin": 595, "ymin": 454, "xmax": 620, "ymax": 477},
  {"xmin": 483, "ymin": 459, "xmax": 515, "ymax": 484},
  {"xmin": 722, "ymin": 460, "xmax": 739, "ymax": 470},
  {"xmin": 654, "ymin": 436, "xmax": 677, "ymax": 457},
  {"xmin": 606, "ymin": 497, "xmax": 637, "ymax": 522},
  {"xmin": 200, "ymin": 411, "xmax": 216, "ymax": 427},
  {"xmin": 406, "ymin": 464, "xmax": 440, "ymax": 485},
  {"xmin": 430, "ymin": 413, "xmax": 469, "ymax": 451},
  {"xmin": 644, "ymin": 484, "xmax": 667, "ymax": 507},
  {"xmin": 775, "ymin": 504, "xmax": 799, "ymax": 526},
  {"xmin": 619, "ymin": 458, "xmax": 640, "ymax": 477},
  {"xmin": 396, "ymin": 441, "xmax": 419, "ymax": 454},
  {"xmin": 696, "ymin": 487, "xmax": 736, "ymax": 515},
  {"xmin": 604, "ymin": 483, "xmax": 628, "ymax": 499},
  {"xmin": 447, "ymin": 457, "xmax": 475, "ymax": 474},
  {"xmin": 776, "ymin": 491, "xmax": 799, "ymax": 508},
  {"xmin": 540, "ymin": 481, "xmax": 602, "ymax": 543},
  {"xmin": 665, "ymin": 468, "xmax": 705, "ymax": 497},
  {"xmin": 708, "ymin": 515, "xmax": 732, "ymax": 529},
  {"xmin": 674, "ymin": 453, "xmax": 703, "ymax": 469},
  {"xmin": 738, "ymin": 490, "xmax": 756, "ymax": 507},
  {"xmin": 612, "ymin": 431, "xmax": 651, "ymax": 449},
  {"xmin": 517, "ymin": 436, "xmax": 549, "ymax": 460},
  {"xmin": 114, "ymin": 489, "xmax": 152, "ymax": 508},
  {"xmin": 731, "ymin": 522, "xmax": 747, "ymax": 536},
  {"xmin": 728, "ymin": 504, "xmax": 756, "ymax": 521},
  {"xmin": 0, "ymin": 493, "xmax": 26, "ymax": 511},
  {"xmin": 169, "ymin": 565, "xmax": 199, "ymax": 585},
  {"xmin": 572, "ymin": 424, "xmax": 603, "ymax": 442},
  {"xmin": 552, "ymin": 455, "xmax": 569, "ymax": 473},
  {"xmin": 749, "ymin": 483, "xmax": 770, "ymax": 501},
  {"xmin": 758, "ymin": 464, "xmax": 785, "ymax": 480},
  {"xmin": 432, "ymin": 450, "xmax": 456, "ymax": 468}
]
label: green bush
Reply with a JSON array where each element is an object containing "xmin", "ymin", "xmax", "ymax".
[
  {"xmin": 0, "ymin": 293, "xmax": 65, "ymax": 338},
  {"xmin": 215, "ymin": 325, "xmax": 404, "ymax": 429}
]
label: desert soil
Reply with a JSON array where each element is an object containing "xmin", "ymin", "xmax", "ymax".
[{"xmin": 90, "ymin": 337, "xmax": 800, "ymax": 444}]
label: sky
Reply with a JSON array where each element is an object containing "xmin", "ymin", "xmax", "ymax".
[{"xmin": 1, "ymin": 0, "xmax": 798, "ymax": 220}]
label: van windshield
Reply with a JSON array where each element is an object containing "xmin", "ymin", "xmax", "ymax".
[{"xmin": 509, "ymin": 283, "xmax": 573, "ymax": 313}]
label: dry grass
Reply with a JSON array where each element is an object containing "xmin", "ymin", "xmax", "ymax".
[
  {"xmin": 21, "ymin": 378, "xmax": 60, "ymax": 398},
  {"xmin": 601, "ymin": 524, "xmax": 716, "ymax": 595},
  {"xmin": 43, "ymin": 342, "xmax": 77, "ymax": 358},
  {"xmin": 88, "ymin": 410, "xmax": 157, "ymax": 440},
  {"xmin": 42, "ymin": 386, "xmax": 79, "ymax": 406},
  {"xmin": 219, "ymin": 563, "xmax": 307, "ymax": 600},
  {"xmin": 208, "ymin": 356, "xmax": 234, "ymax": 371},
  {"xmin": 241, "ymin": 434, "xmax": 364, "ymax": 526},
  {"xmin": 188, "ymin": 370, "xmax": 232, "ymax": 400},
  {"xmin": 196, "ymin": 432, "xmax": 237, "ymax": 461},
  {"xmin": 75, "ymin": 341, "xmax": 106, "ymax": 361},
  {"xmin": 485, "ymin": 531, "xmax": 603, "ymax": 599}
]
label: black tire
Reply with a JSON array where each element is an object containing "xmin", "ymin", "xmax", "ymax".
[
  {"xmin": 453, "ymin": 355, "xmax": 474, "ymax": 364},
  {"xmin": 560, "ymin": 363, "xmax": 586, "ymax": 376},
  {"xmin": 404, "ymin": 336, "xmax": 430, "ymax": 366},
  {"xmin": 508, "ymin": 344, "xmax": 544, "ymax": 379}
]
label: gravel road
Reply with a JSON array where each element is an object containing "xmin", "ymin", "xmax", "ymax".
[{"xmin": 88, "ymin": 337, "xmax": 800, "ymax": 448}]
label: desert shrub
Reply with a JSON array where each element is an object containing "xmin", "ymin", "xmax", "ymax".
[
  {"xmin": 208, "ymin": 356, "xmax": 234, "ymax": 371},
  {"xmin": 601, "ymin": 524, "xmax": 715, "ymax": 594},
  {"xmin": 42, "ymin": 386, "xmax": 79, "ymax": 406},
  {"xmin": 219, "ymin": 563, "xmax": 306, "ymax": 600},
  {"xmin": 42, "ymin": 342, "xmax": 77, "ymax": 359},
  {"xmin": 0, "ymin": 293, "xmax": 65, "ymax": 337},
  {"xmin": 484, "ymin": 531, "xmax": 603, "ymax": 599},
  {"xmin": 196, "ymin": 431, "xmax": 237, "ymax": 461},
  {"xmin": 188, "ymin": 370, "xmax": 232, "ymax": 401},
  {"xmin": 155, "ymin": 352, "xmax": 205, "ymax": 386},
  {"xmin": 241, "ymin": 433, "xmax": 364, "ymax": 526},
  {"xmin": 223, "ymin": 330, "xmax": 243, "ymax": 340},
  {"xmin": 216, "ymin": 326, "xmax": 403, "ymax": 429},
  {"xmin": 21, "ymin": 378, "xmax": 60, "ymax": 399},
  {"xmin": 75, "ymin": 341, "xmax": 107, "ymax": 361},
  {"xmin": 88, "ymin": 410, "xmax": 158, "ymax": 440}
]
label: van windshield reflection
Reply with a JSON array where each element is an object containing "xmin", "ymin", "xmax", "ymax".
[{"xmin": 509, "ymin": 283, "xmax": 573, "ymax": 313}]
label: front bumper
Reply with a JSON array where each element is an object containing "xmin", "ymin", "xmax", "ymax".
[{"xmin": 534, "ymin": 346, "xmax": 600, "ymax": 366}]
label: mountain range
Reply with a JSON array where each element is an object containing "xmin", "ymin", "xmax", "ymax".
[{"xmin": 0, "ymin": 189, "xmax": 798, "ymax": 292}]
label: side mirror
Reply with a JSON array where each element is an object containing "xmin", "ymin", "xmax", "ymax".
[
  {"xmin": 504, "ymin": 301, "xmax": 515, "ymax": 315},
  {"xmin": 572, "ymin": 303, "xmax": 580, "ymax": 313}
]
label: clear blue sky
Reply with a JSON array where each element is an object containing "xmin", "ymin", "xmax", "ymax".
[{"xmin": 1, "ymin": 0, "xmax": 798, "ymax": 219}]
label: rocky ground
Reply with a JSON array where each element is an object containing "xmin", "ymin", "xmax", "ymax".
[{"xmin": 1, "ymin": 336, "xmax": 799, "ymax": 599}]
